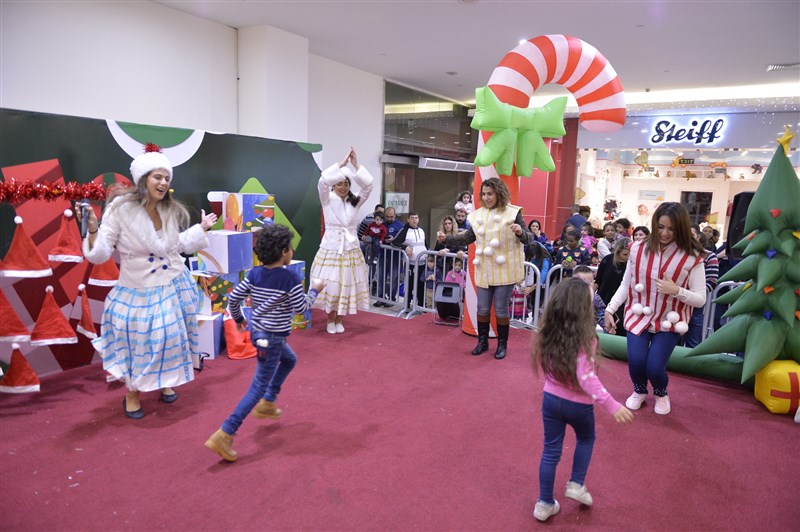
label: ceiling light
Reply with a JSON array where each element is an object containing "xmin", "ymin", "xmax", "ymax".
[{"xmin": 766, "ymin": 63, "xmax": 800, "ymax": 72}]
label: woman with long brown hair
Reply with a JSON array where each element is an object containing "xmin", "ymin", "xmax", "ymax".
[{"xmin": 603, "ymin": 202, "xmax": 706, "ymax": 415}]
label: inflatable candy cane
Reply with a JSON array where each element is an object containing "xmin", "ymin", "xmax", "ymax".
[{"xmin": 463, "ymin": 34, "xmax": 626, "ymax": 336}]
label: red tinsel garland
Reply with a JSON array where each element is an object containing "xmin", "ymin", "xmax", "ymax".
[{"xmin": 0, "ymin": 178, "xmax": 109, "ymax": 204}]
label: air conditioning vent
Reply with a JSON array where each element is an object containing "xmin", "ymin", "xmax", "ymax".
[
  {"xmin": 418, "ymin": 157, "xmax": 475, "ymax": 173},
  {"xmin": 766, "ymin": 63, "xmax": 800, "ymax": 72}
]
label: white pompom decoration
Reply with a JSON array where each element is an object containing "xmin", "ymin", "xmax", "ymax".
[
  {"xmin": 78, "ymin": 284, "xmax": 86, "ymax": 291},
  {"xmin": 489, "ymin": 238, "xmax": 500, "ymax": 248},
  {"xmin": 661, "ymin": 320, "xmax": 672, "ymax": 330},
  {"xmin": 493, "ymin": 214, "xmax": 502, "ymax": 223},
  {"xmin": 14, "ymin": 216, "xmax": 22, "ymax": 224},
  {"xmin": 674, "ymin": 321, "xmax": 689, "ymax": 334},
  {"xmin": 631, "ymin": 303, "xmax": 643, "ymax": 315},
  {"xmin": 46, "ymin": 285, "xmax": 54, "ymax": 293},
  {"xmin": 495, "ymin": 255, "xmax": 506, "ymax": 265},
  {"xmin": 472, "ymin": 258, "xmax": 481, "ymax": 266},
  {"xmin": 64, "ymin": 209, "xmax": 74, "ymax": 218},
  {"xmin": 476, "ymin": 227, "xmax": 485, "ymax": 235},
  {"xmin": 634, "ymin": 283, "xmax": 644, "ymax": 293},
  {"xmin": 12, "ymin": 343, "xmax": 20, "ymax": 350},
  {"xmin": 483, "ymin": 246, "xmax": 493, "ymax": 256},
  {"xmin": 475, "ymin": 247, "xmax": 483, "ymax": 256},
  {"xmin": 475, "ymin": 218, "xmax": 484, "ymax": 225},
  {"xmin": 666, "ymin": 311, "xmax": 680, "ymax": 323},
  {"xmin": 643, "ymin": 306, "xmax": 653, "ymax": 315}
]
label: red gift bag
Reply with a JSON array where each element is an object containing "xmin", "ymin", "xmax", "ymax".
[{"xmin": 223, "ymin": 317, "xmax": 257, "ymax": 360}]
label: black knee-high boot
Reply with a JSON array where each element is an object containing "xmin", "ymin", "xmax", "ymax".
[
  {"xmin": 472, "ymin": 316, "xmax": 490, "ymax": 356},
  {"xmin": 494, "ymin": 318, "xmax": 509, "ymax": 359}
]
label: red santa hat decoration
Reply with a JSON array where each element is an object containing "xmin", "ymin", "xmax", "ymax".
[
  {"xmin": 0, "ymin": 343, "xmax": 40, "ymax": 394},
  {"xmin": 0, "ymin": 289, "xmax": 31, "ymax": 343},
  {"xmin": 48, "ymin": 209, "xmax": 84, "ymax": 263},
  {"xmin": 0, "ymin": 216, "xmax": 53, "ymax": 278},
  {"xmin": 88, "ymin": 258, "xmax": 119, "ymax": 286},
  {"xmin": 30, "ymin": 286, "xmax": 78, "ymax": 346},
  {"xmin": 75, "ymin": 284, "xmax": 98, "ymax": 340}
]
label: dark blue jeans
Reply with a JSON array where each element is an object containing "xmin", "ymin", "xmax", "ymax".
[
  {"xmin": 626, "ymin": 330, "xmax": 680, "ymax": 396},
  {"xmin": 221, "ymin": 332, "xmax": 296, "ymax": 435},
  {"xmin": 538, "ymin": 392, "xmax": 596, "ymax": 504}
]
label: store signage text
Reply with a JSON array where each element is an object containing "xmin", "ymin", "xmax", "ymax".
[{"xmin": 650, "ymin": 118, "xmax": 725, "ymax": 145}]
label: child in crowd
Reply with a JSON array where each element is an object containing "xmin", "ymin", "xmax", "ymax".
[
  {"xmin": 596, "ymin": 222, "xmax": 617, "ymax": 260},
  {"xmin": 454, "ymin": 190, "xmax": 474, "ymax": 214},
  {"xmin": 580, "ymin": 222, "xmax": 597, "ymax": 253},
  {"xmin": 614, "ymin": 218, "xmax": 632, "ymax": 239},
  {"xmin": 363, "ymin": 211, "xmax": 387, "ymax": 264},
  {"xmin": 554, "ymin": 229, "xmax": 592, "ymax": 276},
  {"xmin": 205, "ymin": 224, "xmax": 324, "ymax": 463},
  {"xmin": 573, "ymin": 265, "xmax": 606, "ymax": 330},
  {"xmin": 444, "ymin": 257, "xmax": 467, "ymax": 292},
  {"xmin": 421, "ymin": 254, "xmax": 441, "ymax": 307},
  {"xmin": 530, "ymin": 278, "xmax": 634, "ymax": 522}
]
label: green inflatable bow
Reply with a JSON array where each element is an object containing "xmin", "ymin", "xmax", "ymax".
[{"xmin": 471, "ymin": 86, "xmax": 567, "ymax": 177}]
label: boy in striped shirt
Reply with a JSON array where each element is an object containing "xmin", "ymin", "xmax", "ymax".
[{"xmin": 205, "ymin": 224, "xmax": 324, "ymax": 462}]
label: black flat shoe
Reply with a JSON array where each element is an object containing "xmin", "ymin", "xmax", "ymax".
[
  {"xmin": 160, "ymin": 391, "xmax": 178, "ymax": 404},
  {"xmin": 123, "ymin": 398, "xmax": 145, "ymax": 419}
]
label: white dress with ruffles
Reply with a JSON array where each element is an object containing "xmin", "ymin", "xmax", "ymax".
[{"xmin": 310, "ymin": 164, "xmax": 374, "ymax": 315}]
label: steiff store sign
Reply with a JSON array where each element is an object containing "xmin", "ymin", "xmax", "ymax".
[{"xmin": 650, "ymin": 117, "xmax": 725, "ymax": 146}]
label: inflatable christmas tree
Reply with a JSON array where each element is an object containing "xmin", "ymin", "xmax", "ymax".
[{"xmin": 688, "ymin": 128, "xmax": 800, "ymax": 383}]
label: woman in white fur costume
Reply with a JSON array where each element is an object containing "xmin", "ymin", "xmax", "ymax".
[
  {"xmin": 79, "ymin": 145, "xmax": 216, "ymax": 419},
  {"xmin": 310, "ymin": 148, "xmax": 374, "ymax": 334}
]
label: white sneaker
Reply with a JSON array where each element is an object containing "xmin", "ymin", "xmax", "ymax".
[
  {"xmin": 335, "ymin": 323, "xmax": 345, "ymax": 333},
  {"xmin": 565, "ymin": 481, "xmax": 593, "ymax": 506},
  {"xmin": 326, "ymin": 323, "xmax": 336, "ymax": 334},
  {"xmin": 533, "ymin": 500, "xmax": 560, "ymax": 522},
  {"xmin": 625, "ymin": 392, "xmax": 647, "ymax": 410},
  {"xmin": 654, "ymin": 395, "xmax": 671, "ymax": 415}
]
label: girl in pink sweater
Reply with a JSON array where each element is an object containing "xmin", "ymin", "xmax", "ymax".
[{"xmin": 530, "ymin": 278, "xmax": 634, "ymax": 522}]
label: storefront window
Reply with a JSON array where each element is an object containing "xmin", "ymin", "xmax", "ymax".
[{"xmin": 384, "ymin": 82, "xmax": 476, "ymax": 161}]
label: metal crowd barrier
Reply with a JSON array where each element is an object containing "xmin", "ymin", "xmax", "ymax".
[
  {"xmin": 508, "ymin": 262, "xmax": 541, "ymax": 330},
  {"xmin": 367, "ymin": 243, "xmax": 409, "ymax": 316},
  {"xmin": 400, "ymin": 250, "xmax": 465, "ymax": 320},
  {"xmin": 701, "ymin": 280, "xmax": 742, "ymax": 342}
]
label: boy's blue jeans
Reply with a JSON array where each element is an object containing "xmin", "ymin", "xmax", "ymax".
[
  {"xmin": 538, "ymin": 392, "xmax": 596, "ymax": 504},
  {"xmin": 626, "ymin": 330, "xmax": 680, "ymax": 396},
  {"xmin": 222, "ymin": 332, "xmax": 296, "ymax": 436}
]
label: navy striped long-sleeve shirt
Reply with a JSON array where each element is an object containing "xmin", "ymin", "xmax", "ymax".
[{"xmin": 228, "ymin": 266, "xmax": 318, "ymax": 336}]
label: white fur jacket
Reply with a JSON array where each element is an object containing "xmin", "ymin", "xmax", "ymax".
[{"xmin": 83, "ymin": 199, "xmax": 208, "ymax": 288}]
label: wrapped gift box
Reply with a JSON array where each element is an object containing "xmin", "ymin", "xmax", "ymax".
[
  {"xmin": 197, "ymin": 230, "xmax": 253, "ymax": 274},
  {"xmin": 193, "ymin": 271, "xmax": 239, "ymax": 314},
  {"xmin": 754, "ymin": 360, "xmax": 800, "ymax": 415},
  {"xmin": 196, "ymin": 313, "xmax": 224, "ymax": 360}
]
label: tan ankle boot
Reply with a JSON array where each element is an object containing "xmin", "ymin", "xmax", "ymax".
[
  {"xmin": 252, "ymin": 399, "xmax": 282, "ymax": 419},
  {"xmin": 204, "ymin": 429, "xmax": 237, "ymax": 462}
]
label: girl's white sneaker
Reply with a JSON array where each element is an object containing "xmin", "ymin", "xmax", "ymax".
[
  {"xmin": 533, "ymin": 500, "xmax": 560, "ymax": 522},
  {"xmin": 335, "ymin": 323, "xmax": 345, "ymax": 333},
  {"xmin": 326, "ymin": 323, "xmax": 337, "ymax": 334},
  {"xmin": 565, "ymin": 481, "xmax": 593, "ymax": 506}
]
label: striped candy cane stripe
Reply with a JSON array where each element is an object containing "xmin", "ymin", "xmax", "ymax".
[{"xmin": 488, "ymin": 34, "xmax": 626, "ymax": 132}]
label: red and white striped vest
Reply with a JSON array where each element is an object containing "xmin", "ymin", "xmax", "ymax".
[{"xmin": 623, "ymin": 240, "xmax": 704, "ymax": 335}]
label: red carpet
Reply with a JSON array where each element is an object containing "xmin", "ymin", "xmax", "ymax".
[{"xmin": 1, "ymin": 309, "xmax": 797, "ymax": 531}]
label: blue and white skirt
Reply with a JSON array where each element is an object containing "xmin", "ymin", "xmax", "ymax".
[{"xmin": 93, "ymin": 269, "xmax": 199, "ymax": 392}]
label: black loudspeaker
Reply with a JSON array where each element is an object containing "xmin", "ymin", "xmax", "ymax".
[
  {"xmin": 727, "ymin": 191, "xmax": 755, "ymax": 262},
  {"xmin": 434, "ymin": 282, "xmax": 462, "ymax": 320}
]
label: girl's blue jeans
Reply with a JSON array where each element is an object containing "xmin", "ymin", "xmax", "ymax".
[
  {"xmin": 538, "ymin": 392, "xmax": 596, "ymax": 504},
  {"xmin": 222, "ymin": 332, "xmax": 296, "ymax": 436},
  {"xmin": 626, "ymin": 330, "xmax": 680, "ymax": 396}
]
